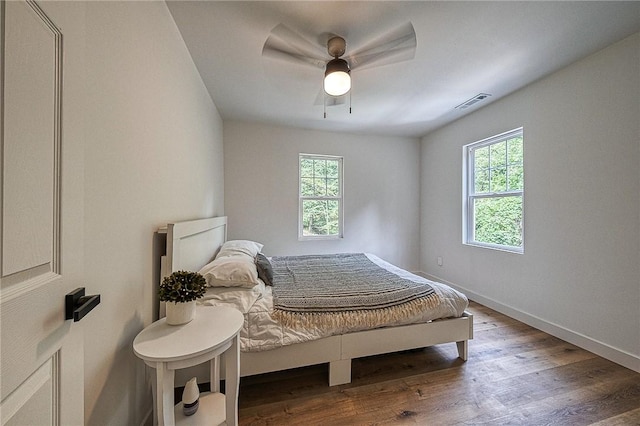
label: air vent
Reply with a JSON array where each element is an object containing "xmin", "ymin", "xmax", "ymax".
[{"xmin": 455, "ymin": 93, "xmax": 491, "ymax": 110}]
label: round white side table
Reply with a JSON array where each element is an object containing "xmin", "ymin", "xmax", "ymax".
[{"xmin": 133, "ymin": 305, "xmax": 244, "ymax": 426}]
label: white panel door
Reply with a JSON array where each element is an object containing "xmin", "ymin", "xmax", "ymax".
[{"xmin": 1, "ymin": 1, "xmax": 85, "ymax": 425}]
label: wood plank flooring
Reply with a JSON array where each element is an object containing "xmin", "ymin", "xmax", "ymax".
[{"xmin": 237, "ymin": 301, "xmax": 640, "ymax": 425}]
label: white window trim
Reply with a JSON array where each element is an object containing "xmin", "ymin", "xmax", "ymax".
[
  {"xmin": 462, "ymin": 128, "xmax": 524, "ymax": 254},
  {"xmin": 298, "ymin": 153, "xmax": 344, "ymax": 241}
]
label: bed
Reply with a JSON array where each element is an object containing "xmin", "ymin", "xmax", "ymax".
[{"xmin": 158, "ymin": 216, "xmax": 473, "ymax": 387}]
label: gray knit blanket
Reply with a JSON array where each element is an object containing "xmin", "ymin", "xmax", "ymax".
[{"xmin": 271, "ymin": 253, "xmax": 440, "ymax": 329}]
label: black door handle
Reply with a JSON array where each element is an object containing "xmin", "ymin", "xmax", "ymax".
[{"xmin": 65, "ymin": 288, "xmax": 101, "ymax": 322}]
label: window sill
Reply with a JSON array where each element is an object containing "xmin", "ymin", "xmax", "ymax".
[
  {"xmin": 463, "ymin": 241, "xmax": 524, "ymax": 254},
  {"xmin": 299, "ymin": 235, "xmax": 343, "ymax": 241}
]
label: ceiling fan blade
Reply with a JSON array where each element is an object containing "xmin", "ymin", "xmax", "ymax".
[
  {"xmin": 348, "ymin": 45, "xmax": 416, "ymax": 71},
  {"xmin": 347, "ymin": 22, "xmax": 417, "ymax": 70},
  {"xmin": 262, "ymin": 23, "xmax": 327, "ymax": 68},
  {"xmin": 263, "ymin": 41, "xmax": 326, "ymax": 68}
]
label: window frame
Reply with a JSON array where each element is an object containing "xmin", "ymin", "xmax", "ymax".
[
  {"xmin": 298, "ymin": 153, "xmax": 344, "ymax": 241},
  {"xmin": 462, "ymin": 128, "xmax": 524, "ymax": 254}
]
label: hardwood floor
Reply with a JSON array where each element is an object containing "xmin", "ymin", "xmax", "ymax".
[{"xmin": 238, "ymin": 301, "xmax": 640, "ymax": 425}]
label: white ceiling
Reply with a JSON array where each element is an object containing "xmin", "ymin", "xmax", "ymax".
[{"xmin": 166, "ymin": 1, "xmax": 640, "ymax": 138}]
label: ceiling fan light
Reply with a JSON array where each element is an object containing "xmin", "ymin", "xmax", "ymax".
[{"xmin": 324, "ymin": 58, "xmax": 351, "ymax": 96}]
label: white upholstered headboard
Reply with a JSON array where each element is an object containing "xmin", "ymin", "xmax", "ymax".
[{"xmin": 158, "ymin": 216, "xmax": 227, "ymax": 315}]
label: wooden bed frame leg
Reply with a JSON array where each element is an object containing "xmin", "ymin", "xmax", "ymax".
[
  {"xmin": 456, "ymin": 340, "xmax": 468, "ymax": 361},
  {"xmin": 329, "ymin": 359, "xmax": 351, "ymax": 386}
]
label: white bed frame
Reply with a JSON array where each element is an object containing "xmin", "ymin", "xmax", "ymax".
[{"xmin": 158, "ymin": 217, "xmax": 473, "ymax": 386}]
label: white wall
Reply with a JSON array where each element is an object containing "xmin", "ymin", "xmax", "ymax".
[
  {"xmin": 79, "ymin": 2, "xmax": 224, "ymax": 424},
  {"xmin": 224, "ymin": 121, "xmax": 421, "ymax": 270},
  {"xmin": 420, "ymin": 33, "xmax": 640, "ymax": 371}
]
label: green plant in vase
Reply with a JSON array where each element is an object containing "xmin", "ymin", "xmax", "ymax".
[{"xmin": 159, "ymin": 271, "xmax": 206, "ymax": 325}]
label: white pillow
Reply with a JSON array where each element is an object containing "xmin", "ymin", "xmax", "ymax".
[
  {"xmin": 198, "ymin": 281, "xmax": 265, "ymax": 314},
  {"xmin": 198, "ymin": 256, "xmax": 259, "ymax": 288},
  {"xmin": 216, "ymin": 240, "xmax": 264, "ymax": 260}
]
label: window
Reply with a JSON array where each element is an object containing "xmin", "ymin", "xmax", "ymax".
[
  {"xmin": 463, "ymin": 128, "xmax": 524, "ymax": 253},
  {"xmin": 299, "ymin": 154, "xmax": 343, "ymax": 239}
]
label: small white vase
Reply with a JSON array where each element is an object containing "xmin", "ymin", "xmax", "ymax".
[{"xmin": 166, "ymin": 301, "xmax": 196, "ymax": 325}]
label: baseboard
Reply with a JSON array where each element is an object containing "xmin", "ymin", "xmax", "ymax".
[{"xmin": 418, "ymin": 271, "xmax": 640, "ymax": 374}]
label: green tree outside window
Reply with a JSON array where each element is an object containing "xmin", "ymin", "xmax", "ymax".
[
  {"xmin": 300, "ymin": 155, "xmax": 343, "ymax": 238},
  {"xmin": 466, "ymin": 130, "xmax": 524, "ymax": 252}
]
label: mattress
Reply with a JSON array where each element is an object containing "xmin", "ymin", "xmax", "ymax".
[{"xmin": 198, "ymin": 253, "xmax": 468, "ymax": 352}]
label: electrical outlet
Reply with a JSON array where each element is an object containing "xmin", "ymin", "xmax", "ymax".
[{"xmin": 437, "ymin": 256, "xmax": 443, "ymax": 266}]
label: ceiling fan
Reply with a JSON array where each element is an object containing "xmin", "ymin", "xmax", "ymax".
[{"xmin": 262, "ymin": 22, "xmax": 417, "ymax": 102}]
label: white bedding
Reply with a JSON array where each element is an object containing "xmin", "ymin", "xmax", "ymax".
[{"xmin": 198, "ymin": 253, "xmax": 468, "ymax": 352}]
